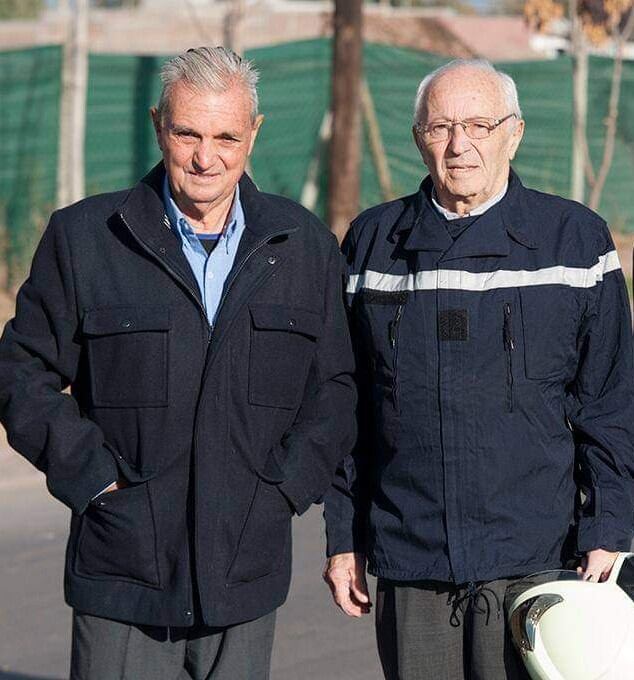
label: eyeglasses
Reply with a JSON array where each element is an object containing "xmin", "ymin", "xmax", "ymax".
[{"xmin": 415, "ymin": 113, "xmax": 517, "ymax": 142}]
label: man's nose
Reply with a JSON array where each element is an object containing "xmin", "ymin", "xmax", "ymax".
[
  {"xmin": 193, "ymin": 140, "xmax": 217, "ymax": 171},
  {"xmin": 447, "ymin": 123, "xmax": 471, "ymax": 155}
]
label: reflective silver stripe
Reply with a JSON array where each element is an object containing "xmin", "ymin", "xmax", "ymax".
[{"xmin": 347, "ymin": 250, "xmax": 621, "ymax": 294}]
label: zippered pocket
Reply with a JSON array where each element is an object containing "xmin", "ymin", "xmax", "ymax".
[
  {"xmin": 503, "ymin": 302, "xmax": 515, "ymax": 413},
  {"xmin": 388, "ymin": 303, "xmax": 404, "ymax": 411}
]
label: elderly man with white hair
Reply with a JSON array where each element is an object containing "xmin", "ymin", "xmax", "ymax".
[
  {"xmin": 323, "ymin": 59, "xmax": 634, "ymax": 679},
  {"xmin": 0, "ymin": 46, "xmax": 356, "ymax": 679}
]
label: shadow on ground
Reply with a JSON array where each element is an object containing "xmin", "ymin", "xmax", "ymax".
[{"xmin": 0, "ymin": 673, "xmax": 64, "ymax": 680}]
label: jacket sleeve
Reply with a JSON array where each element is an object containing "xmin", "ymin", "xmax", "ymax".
[
  {"xmin": 0, "ymin": 212, "xmax": 119, "ymax": 514},
  {"xmin": 265, "ymin": 234, "xmax": 357, "ymax": 516},
  {"xmin": 567, "ymin": 225, "xmax": 634, "ymax": 553},
  {"xmin": 323, "ymin": 226, "xmax": 372, "ymax": 556}
]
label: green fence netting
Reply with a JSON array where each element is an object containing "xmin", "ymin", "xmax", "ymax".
[
  {"xmin": 2, "ymin": 39, "xmax": 634, "ymax": 287},
  {"xmin": 0, "ymin": 45, "xmax": 61, "ymax": 286}
]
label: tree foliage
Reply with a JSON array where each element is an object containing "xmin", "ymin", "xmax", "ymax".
[
  {"xmin": 524, "ymin": 0, "xmax": 633, "ymax": 42},
  {"xmin": 0, "ymin": 0, "xmax": 43, "ymax": 20}
]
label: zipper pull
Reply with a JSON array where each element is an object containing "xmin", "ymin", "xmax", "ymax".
[
  {"xmin": 389, "ymin": 304, "xmax": 404, "ymax": 349},
  {"xmin": 503, "ymin": 303, "xmax": 515, "ymax": 350}
]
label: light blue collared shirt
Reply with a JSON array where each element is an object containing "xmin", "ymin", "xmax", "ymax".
[{"xmin": 163, "ymin": 175, "xmax": 246, "ymax": 326}]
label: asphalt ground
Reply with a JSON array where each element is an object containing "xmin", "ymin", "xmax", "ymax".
[{"xmin": 0, "ymin": 449, "xmax": 382, "ymax": 680}]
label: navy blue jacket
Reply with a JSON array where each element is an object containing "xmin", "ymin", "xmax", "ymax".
[
  {"xmin": 0, "ymin": 164, "xmax": 356, "ymax": 627},
  {"xmin": 325, "ymin": 170, "xmax": 634, "ymax": 585}
]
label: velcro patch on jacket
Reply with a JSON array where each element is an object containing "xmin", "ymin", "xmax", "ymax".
[
  {"xmin": 439, "ymin": 309, "xmax": 469, "ymax": 341},
  {"xmin": 358, "ymin": 289, "xmax": 409, "ymax": 305}
]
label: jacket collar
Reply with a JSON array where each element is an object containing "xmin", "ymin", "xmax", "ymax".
[
  {"xmin": 394, "ymin": 169, "xmax": 538, "ymax": 259},
  {"xmin": 120, "ymin": 161, "xmax": 299, "ymax": 241}
]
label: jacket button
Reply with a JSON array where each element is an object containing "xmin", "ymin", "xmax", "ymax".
[
  {"xmin": 159, "ymin": 247, "xmax": 167, "ymax": 255},
  {"xmin": 267, "ymin": 256, "xmax": 276, "ymax": 265},
  {"xmin": 185, "ymin": 610, "xmax": 192, "ymax": 617},
  {"xmin": 288, "ymin": 319, "xmax": 296, "ymax": 328},
  {"xmin": 120, "ymin": 319, "xmax": 132, "ymax": 329}
]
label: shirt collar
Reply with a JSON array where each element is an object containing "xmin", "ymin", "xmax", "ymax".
[
  {"xmin": 162, "ymin": 174, "xmax": 243, "ymax": 248},
  {"xmin": 431, "ymin": 182, "xmax": 509, "ymax": 220}
]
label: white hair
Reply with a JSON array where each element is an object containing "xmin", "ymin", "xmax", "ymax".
[
  {"xmin": 413, "ymin": 58, "xmax": 522, "ymax": 125},
  {"xmin": 157, "ymin": 46, "xmax": 259, "ymax": 122}
]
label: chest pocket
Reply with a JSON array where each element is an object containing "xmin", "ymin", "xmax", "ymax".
[
  {"xmin": 519, "ymin": 287, "xmax": 582, "ymax": 380},
  {"xmin": 248, "ymin": 304, "xmax": 321, "ymax": 410},
  {"xmin": 83, "ymin": 306, "xmax": 170, "ymax": 408},
  {"xmin": 353, "ymin": 289, "xmax": 408, "ymax": 409}
]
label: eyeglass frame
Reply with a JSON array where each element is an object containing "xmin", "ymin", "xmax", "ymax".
[{"xmin": 413, "ymin": 113, "xmax": 518, "ymax": 142}]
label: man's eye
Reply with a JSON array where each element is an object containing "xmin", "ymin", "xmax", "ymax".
[
  {"xmin": 429, "ymin": 124, "xmax": 450, "ymax": 136},
  {"xmin": 467, "ymin": 122, "xmax": 491, "ymax": 132},
  {"xmin": 174, "ymin": 131, "xmax": 197, "ymax": 141}
]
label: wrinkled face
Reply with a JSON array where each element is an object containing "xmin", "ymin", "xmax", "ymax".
[
  {"xmin": 151, "ymin": 80, "xmax": 262, "ymax": 218},
  {"xmin": 414, "ymin": 67, "xmax": 524, "ymax": 211}
]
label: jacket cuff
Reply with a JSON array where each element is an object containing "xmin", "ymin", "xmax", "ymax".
[
  {"xmin": 576, "ymin": 482, "xmax": 634, "ymax": 553},
  {"xmin": 64, "ymin": 446, "xmax": 120, "ymax": 514}
]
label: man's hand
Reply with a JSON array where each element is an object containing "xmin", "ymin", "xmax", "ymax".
[
  {"xmin": 577, "ymin": 548, "xmax": 619, "ymax": 582},
  {"xmin": 323, "ymin": 552, "xmax": 371, "ymax": 617},
  {"xmin": 102, "ymin": 478, "xmax": 129, "ymax": 494}
]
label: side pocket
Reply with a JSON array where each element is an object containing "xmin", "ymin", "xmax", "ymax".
[
  {"xmin": 503, "ymin": 302, "xmax": 515, "ymax": 413},
  {"xmin": 226, "ymin": 479, "xmax": 293, "ymax": 585},
  {"xmin": 74, "ymin": 483, "xmax": 161, "ymax": 588},
  {"xmin": 388, "ymin": 303, "xmax": 405, "ymax": 412}
]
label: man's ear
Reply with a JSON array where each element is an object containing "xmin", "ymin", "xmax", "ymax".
[
  {"xmin": 248, "ymin": 114, "xmax": 265, "ymax": 156},
  {"xmin": 150, "ymin": 106, "xmax": 163, "ymax": 150},
  {"xmin": 508, "ymin": 118, "xmax": 525, "ymax": 161},
  {"xmin": 412, "ymin": 125, "xmax": 429, "ymax": 168}
]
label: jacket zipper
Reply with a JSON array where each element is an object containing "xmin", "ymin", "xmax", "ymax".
[
  {"xmin": 122, "ymin": 213, "xmax": 298, "ymax": 595},
  {"xmin": 503, "ymin": 302, "xmax": 515, "ymax": 413},
  {"xmin": 389, "ymin": 303, "xmax": 404, "ymax": 412}
]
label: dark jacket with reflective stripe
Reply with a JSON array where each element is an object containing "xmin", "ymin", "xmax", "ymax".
[
  {"xmin": 0, "ymin": 164, "xmax": 356, "ymax": 627},
  {"xmin": 325, "ymin": 170, "xmax": 634, "ymax": 585}
]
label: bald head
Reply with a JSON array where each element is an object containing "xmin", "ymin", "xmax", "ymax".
[{"xmin": 413, "ymin": 59, "xmax": 521, "ymax": 127}]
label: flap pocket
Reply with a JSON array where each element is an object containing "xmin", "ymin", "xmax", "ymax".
[
  {"xmin": 520, "ymin": 288, "xmax": 580, "ymax": 380},
  {"xmin": 83, "ymin": 306, "xmax": 170, "ymax": 336},
  {"xmin": 83, "ymin": 305, "xmax": 170, "ymax": 408},
  {"xmin": 250, "ymin": 304, "xmax": 321, "ymax": 339}
]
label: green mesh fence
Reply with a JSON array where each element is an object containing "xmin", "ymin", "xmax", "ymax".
[
  {"xmin": 2, "ymin": 40, "xmax": 634, "ymax": 288},
  {"xmin": 0, "ymin": 45, "xmax": 61, "ymax": 287}
]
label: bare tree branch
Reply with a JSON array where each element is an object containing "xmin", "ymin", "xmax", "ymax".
[{"xmin": 588, "ymin": 4, "xmax": 634, "ymax": 210}]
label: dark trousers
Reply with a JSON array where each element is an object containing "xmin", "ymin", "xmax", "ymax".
[
  {"xmin": 376, "ymin": 578, "xmax": 530, "ymax": 680},
  {"xmin": 70, "ymin": 609, "xmax": 276, "ymax": 680}
]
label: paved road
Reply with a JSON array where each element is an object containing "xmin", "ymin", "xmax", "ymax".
[{"xmin": 0, "ymin": 451, "xmax": 382, "ymax": 680}]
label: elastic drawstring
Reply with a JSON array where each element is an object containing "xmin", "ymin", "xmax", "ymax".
[{"xmin": 448, "ymin": 581, "xmax": 502, "ymax": 627}]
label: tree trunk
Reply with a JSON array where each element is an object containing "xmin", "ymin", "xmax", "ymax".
[
  {"xmin": 57, "ymin": 0, "xmax": 88, "ymax": 208},
  {"xmin": 588, "ymin": 8, "xmax": 634, "ymax": 211},
  {"xmin": 570, "ymin": 0, "xmax": 587, "ymax": 203},
  {"xmin": 224, "ymin": 0, "xmax": 245, "ymax": 56},
  {"xmin": 327, "ymin": 0, "xmax": 363, "ymax": 242}
]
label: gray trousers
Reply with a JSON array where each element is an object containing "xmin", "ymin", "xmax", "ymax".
[
  {"xmin": 70, "ymin": 610, "xmax": 276, "ymax": 680},
  {"xmin": 376, "ymin": 578, "xmax": 530, "ymax": 680}
]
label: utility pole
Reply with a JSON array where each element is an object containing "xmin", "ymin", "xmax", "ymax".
[
  {"xmin": 328, "ymin": 0, "xmax": 363, "ymax": 241},
  {"xmin": 57, "ymin": 0, "xmax": 89, "ymax": 208},
  {"xmin": 569, "ymin": 0, "xmax": 587, "ymax": 203},
  {"xmin": 224, "ymin": 0, "xmax": 245, "ymax": 56}
]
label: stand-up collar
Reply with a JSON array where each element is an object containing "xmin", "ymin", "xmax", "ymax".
[
  {"xmin": 395, "ymin": 169, "xmax": 538, "ymax": 258},
  {"xmin": 118, "ymin": 162, "xmax": 300, "ymax": 244}
]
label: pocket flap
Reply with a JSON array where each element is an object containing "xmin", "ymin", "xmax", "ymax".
[
  {"xmin": 249, "ymin": 304, "xmax": 321, "ymax": 339},
  {"xmin": 83, "ymin": 306, "xmax": 170, "ymax": 336}
]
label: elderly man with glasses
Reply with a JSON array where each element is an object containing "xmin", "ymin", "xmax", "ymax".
[{"xmin": 323, "ymin": 59, "xmax": 634, "ymax": 680}]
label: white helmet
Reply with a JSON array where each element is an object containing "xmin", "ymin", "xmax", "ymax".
[{"xmin": 505, "ymin": 552, "xmax": 634, "ymax": 680}]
